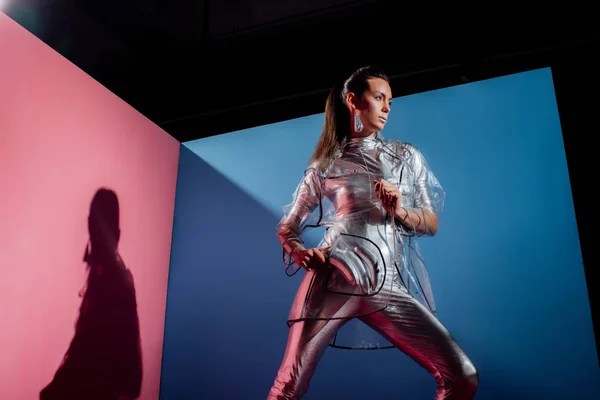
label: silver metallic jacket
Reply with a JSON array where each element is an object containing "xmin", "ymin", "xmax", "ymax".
[{"xmin": 277, "ymin": 132, "xmax": 445, "ymax": 348}]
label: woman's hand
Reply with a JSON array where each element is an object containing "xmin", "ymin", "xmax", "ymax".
[
  {"xmin": 291, "ymin": 246, "xmax": 332, "ymax": 271},
  {"xmin": 374, "ymin": 179, "xmax": 402, "ymax": 214}
]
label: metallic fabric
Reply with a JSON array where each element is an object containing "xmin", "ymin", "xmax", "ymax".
[
  {"xmin": 267, "ymin": 281, "xmax": 479, "ymax": 399},
  {"xmin": 268, "ymin": 132, "xmax": 478, "ymax": 399}
]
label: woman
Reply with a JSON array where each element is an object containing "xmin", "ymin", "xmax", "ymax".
[{"xmin": 267, "ymin": 67, "xmax": 478, "ymax": 400}]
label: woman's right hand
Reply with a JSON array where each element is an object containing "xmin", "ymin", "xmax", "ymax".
[{"xmin": 292, "ymin": 246, "xmax": 332, "ymax": 271}]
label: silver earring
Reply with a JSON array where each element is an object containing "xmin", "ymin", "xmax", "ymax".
[{"xmin": 354, "ymin": 112, "xmax": 363, "ymax": 132}]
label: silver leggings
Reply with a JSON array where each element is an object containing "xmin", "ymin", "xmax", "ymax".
[{"xmin": 267, "ymin": 285, "xmax": 479, "ymax": 400}]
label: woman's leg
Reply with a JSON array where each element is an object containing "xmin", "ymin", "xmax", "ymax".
[
  {"xmin": 267, "ymin": 318, "xmax": 347, "ymax": 400},
  {"xmin": 360, "ymin": 289, "xmax": 479, "ymax": 400}
]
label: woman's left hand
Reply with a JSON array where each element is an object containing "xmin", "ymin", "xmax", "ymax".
[{"xmin": 373, "ymin": 179, "xmax": 402, "ymax": 214}]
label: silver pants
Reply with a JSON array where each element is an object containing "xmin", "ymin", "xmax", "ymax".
[{"xmin": 267, "ymin": 285, "xmax": 479, "ymax": 400}]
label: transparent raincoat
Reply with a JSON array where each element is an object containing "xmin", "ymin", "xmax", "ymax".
[{"xmin": 277, "ymin": 132, "xmax": 445, "ymax": 349}]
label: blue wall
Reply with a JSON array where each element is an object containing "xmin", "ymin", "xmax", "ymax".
[{"xmin": 160, "ymin": 68, "xmax": 599, "ymax": 399}]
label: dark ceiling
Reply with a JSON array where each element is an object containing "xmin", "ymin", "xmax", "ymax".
[{"xmin": 5, "ymin": 1, "xmax": 599, "ymax": 142}]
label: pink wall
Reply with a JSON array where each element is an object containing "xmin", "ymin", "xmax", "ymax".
[{"xmin": 0, "ymin": 13, "xmax": 180, "ymax": 399}]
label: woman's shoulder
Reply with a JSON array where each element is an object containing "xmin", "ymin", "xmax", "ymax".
[
  {"xmin": 383, "ymin": 138, "xmax": 420, "ymax": 157},
  {"xmin": 306, "ymin": 158, "xmax": 332, "ymax": 175}
]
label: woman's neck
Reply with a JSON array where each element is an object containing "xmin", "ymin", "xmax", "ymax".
[{"xmin": 347, "ymin": 130, "xmax": 376, "ymax": 139}]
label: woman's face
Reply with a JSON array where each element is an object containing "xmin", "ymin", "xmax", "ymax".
[{"xmin": 353, "ymin": 78, "xmax": 393, "ymax": 134}]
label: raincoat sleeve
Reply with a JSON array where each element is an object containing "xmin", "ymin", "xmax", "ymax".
[
  {"xmin": 397, "ymin": 143, "xmax": 445, "ymax": 237},
  {"xmin": 393, "ymin": 143, "xmax": 445, "ymax": 314},
  {"xmin": 277, "ymin": 163, "xmax": 324, "ymax": 274}
]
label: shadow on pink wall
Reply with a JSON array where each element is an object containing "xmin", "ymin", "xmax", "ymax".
[
  {"xmin": 0, "ymin": 12, "xmax": 180, "ymax": 400},
  {"xmin": 41, "ymin": 188, "xmax": 143, "ymax": 400}
]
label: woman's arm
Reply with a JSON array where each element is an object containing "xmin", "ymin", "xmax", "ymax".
[
  {"xmin": 377, "ymin": 143, "xmax": 441, "ymax": 237},
  {"xmin": 375, "ymin": 179, "xmax": 439, "ymax": 236},
  {"xmin": 395, "ymin": 207, "xmax": 438, "ymax": 236},
  {"xmin": 399, "ymin": 144, "xmax": 440, "ymax": 236},
  {"xmin": 277, "ymin": 165, "xmax": 322, "ymax": 256}
]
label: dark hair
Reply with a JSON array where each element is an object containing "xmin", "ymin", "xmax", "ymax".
[
  {"xmin": 309, "ymin": 66, "xmax": 389, "ymax": 164},
  {"xmin": 84, "ymin": 188, "xmax": 120, "ymax": 264},
  {"xmin": 89, "ymin": 188, "xmax": 120, "ymax": 239}
]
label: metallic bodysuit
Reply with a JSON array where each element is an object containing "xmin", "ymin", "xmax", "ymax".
[{"xmin": 267, "ymin": 133, "xmax": 478, "ymax": 399}]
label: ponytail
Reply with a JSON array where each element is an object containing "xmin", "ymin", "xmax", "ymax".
[{"xmin": 309, "ymin": 84, "xmax": 349, "ymax": 164}]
